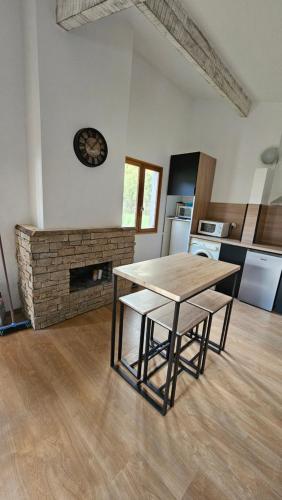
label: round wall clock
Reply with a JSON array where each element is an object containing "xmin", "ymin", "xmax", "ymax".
[{"xmin": 73, "ymin": 128, "xmax": 108, "ymax": 167}]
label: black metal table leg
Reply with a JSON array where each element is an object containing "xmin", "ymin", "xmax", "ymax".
[
  {"xmin": 231, "ymin": 271, "xmax": 238, "ymax": 298},
  {"xmin": 137, "ymin": 315, "xmax": 146, "ymax": 380},
  {"xmin": 166, "ymin": 331, "xmax": 172, "ymax": 360},
  {"xmin": 221, "ymin": 271, "xmax": 238, "ymax": 351},
  {"xmin": 197, "ymin": 319, "xmax": 207, "ymax": 377},
  {"xmin": 200, "ymin": 314, "xmax": 212, "ymax": 374},
  {"xmin": 143, "ymin": 318, "xmax": 152, "ymax": 384},
  {"xmin": 218, "ymin": 303, "xmax": 230, "ymax": 351},
  {"xmin": 150, "ymin": 321, "xmax": 155, "ymax": 343},
  {"xmin": 222, "ymin": 301, "xmax": 233, "ymax": 351},
  {"xmin": 162, "ymin": 302, "xmax": 180, "ymax": 416},
  {"xmin": 110, "ymin": 274, "xmax": 118, "ymax": 367},
  {"xmin": 118, "ymin": 301, "xmax": 124, "ymax": 361},
  {"xmin": 170, "ymin": 334, "xmax": 181, "ymax": 407}
]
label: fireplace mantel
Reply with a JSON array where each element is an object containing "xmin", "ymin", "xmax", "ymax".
[
  {"xmin": 16, "ymin": 225, "xmax": 135, "ymax": 329},
  {"xmin": 15, "ymin": 224, "xmax": 135, "ymax": 236}
]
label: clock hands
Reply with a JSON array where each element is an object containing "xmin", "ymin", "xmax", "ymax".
[{"xmin": 74, "ymin": 128, "xmax": 107, "ymax": 167}]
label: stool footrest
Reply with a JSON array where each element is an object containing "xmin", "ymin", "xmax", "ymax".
[
  {"xmin": 147, "ymin": 366, "xmax": 183, "ymax": 398},
  {"xmin": 208, "ymin": 339, "xmax": 221, "ymax": 352},
  {"xmin": 180, "ymin": 337, "xmax": 197, "ymax": 352},
  {"xmin": 120, "ymin": 358, "xmax": 139, "ymax": 380},
  {"xmin": 187, "ymin": 335, "xmax": 221, "ymax": 354},
  {"xmin": 114, "ymin": 365, "xmax": 165, "ymax": 414},
  {"xmin": 148, "ymin": 340, "xmax": 170, "ymax": 360},
  {"xmin": 188, "ymin": 351, "xmax": 201, "ymax": 364},
  {"xmin": 179, "ymin": 354, "xmax": 198, "ymax": 370},
  {"xmin": 147, "ymin": 359, "xmax": 168, "ymax": 380},
  {"xmin": 178, "ymin": 362, "xmax": 199, "ymax": 379}
]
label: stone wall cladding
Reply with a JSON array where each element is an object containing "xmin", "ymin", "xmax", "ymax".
[{"xmin": 15, "ymin": 225, "xmax": 135, "ymax": 329}]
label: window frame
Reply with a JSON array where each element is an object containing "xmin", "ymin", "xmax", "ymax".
[{"xmin": 124, "ymin": 156, "xmax": 163, "ymax": 234}]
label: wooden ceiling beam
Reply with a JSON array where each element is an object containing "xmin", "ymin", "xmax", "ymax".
[
  {"xmin": 136, "ymin": 0, "xmax": 251, "ymax": 117},
  {"xmin": 56, "ymin": 0, "xmax": 141, "ymax": 30},
  {"xmin": 56, "ymin": 0, "xmax": 252, "ymax": 116}
]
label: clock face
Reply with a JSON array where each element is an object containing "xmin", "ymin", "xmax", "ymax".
[{"xmin": 73, "ymin": 128, "xmax": 108, "ymax": 167}]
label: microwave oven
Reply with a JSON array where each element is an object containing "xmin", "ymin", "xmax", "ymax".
[
  {"xmin": 176, "ymin": 204, "xmax": 193, "ymax": 219},
  {"xmin": 198, "ymin": 220, "xmax": 230, "ymax": 238}
]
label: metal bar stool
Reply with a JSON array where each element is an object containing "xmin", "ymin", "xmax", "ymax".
[
  {"xmin": 187, "ymin": 289, "xmax": 233, "ymax": 373},
  {"xmin": 144, "ymin": 302, "xmax": 209, "ymax": 407},
  {"xmin": 118, "ymin": 289, "xmax": 170, "ymax": 380}
]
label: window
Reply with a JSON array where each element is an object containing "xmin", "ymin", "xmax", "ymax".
[{"xmin": 122, "ymin": 157, "xmax": 163, "ymax": 233}]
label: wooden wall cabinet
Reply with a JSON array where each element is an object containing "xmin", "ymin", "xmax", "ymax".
[
  {"xmin": 167, "ymin": 152, "xmax": 216, "ymax": 233},
  {"xmin": 168, "ymin": 152, "xmax": 200, "ymax": 196},
  {"xmin": 255, "ymin": 204, "xmax": 282, "ymax": 247}
]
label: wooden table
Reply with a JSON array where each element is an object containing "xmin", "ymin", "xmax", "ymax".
[{"xmin": 111, "ymin": 253, "xmax": 240, "ymax": 414}]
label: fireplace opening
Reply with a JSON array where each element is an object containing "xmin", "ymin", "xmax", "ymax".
[{"xmin": 70, "ymin": 261, "xmax": 112, "ymax": 293}]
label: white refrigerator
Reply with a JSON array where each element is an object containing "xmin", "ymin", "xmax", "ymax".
[{"xmin": 169, "ymin": 219, "xmax": 191, "ymax": 255}]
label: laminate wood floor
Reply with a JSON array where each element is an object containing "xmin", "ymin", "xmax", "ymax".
[{"xmin": 0, "ymin": 300, "xmax": 281, "ymax": 500}]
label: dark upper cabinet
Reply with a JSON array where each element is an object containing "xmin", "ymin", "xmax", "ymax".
[
  {"xmin": 166, "ymin": 152, "xmax": 216, "ymax": 234},
  {"xmin": 167, "ymin": 152, "xmax": 200, "ymax": 196},
  {"xmin": 216, "ymin": 244, "xmax": 247, "ymax": 297}
]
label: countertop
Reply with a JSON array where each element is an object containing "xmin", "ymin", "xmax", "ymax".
[
  {"xmin": 190, "ymin": 234, "xmax": 282, "ymax": 256},
  {"xmin": 167, "ymin": 217, "xmax": 191, "ymax": 221}
]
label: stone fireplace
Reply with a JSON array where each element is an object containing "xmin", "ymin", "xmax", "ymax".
[{"xmin": 15, "ymin": 225, "xmax": 135, "ymax": 329}]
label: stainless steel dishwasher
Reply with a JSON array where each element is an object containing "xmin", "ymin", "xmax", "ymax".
[{"xmin": 238, "ymin": 250, "xmax": 282, "ymax": 311}]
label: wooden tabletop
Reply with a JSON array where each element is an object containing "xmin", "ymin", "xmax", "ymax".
[{"xmin": 114, "ymin": 253, "xmax": 240, "ymax": 302}]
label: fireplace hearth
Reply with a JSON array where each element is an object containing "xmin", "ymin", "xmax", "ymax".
[{"xmin": 16, "ymin": 225, "xmax": 135, "ymax": 329}]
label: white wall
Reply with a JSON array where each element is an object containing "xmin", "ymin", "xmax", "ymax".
[
  {"xmin": 249, "ymin": 168, "xmax": 268, "ymax": 204},
  {"xmin": 127, "ymin": 53, "xmax": 194, "ymax": 261},
  {"xmin": 191, "ymin": 99, "xmax": 282, "ymax": 203},
  {"xmin": 269, "ymin": 163, "xmax": 282, "ymax": 204},
  {"xmin": 0, "ymin": 0, "xmax": 31, "ymax": 308},
  {"xmin": 1, "ymin": 0, "xmax": 196, "ymax": 306},
  {"xmin": 22, "ymin": 0, "xmax": 44, "ymax": 228},
  {"xmin": 35, "ymin": 0, "xmax": 134, "ymax": 230},
  {"xmin": 237, "ymin": 103, "xmax": 282, "ymax": 203}
]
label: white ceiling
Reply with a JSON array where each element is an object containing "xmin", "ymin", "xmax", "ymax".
[
  {"xmin": 121, "ymin": 0, "xmax": 282, "ymax": 103},
  {"xmin": 181, "ymin": 0, "xmax": 282, "ymax": 102},
  {"xmin": 121, "ymin": 7, "xmax": 220, "ymax": 100}
]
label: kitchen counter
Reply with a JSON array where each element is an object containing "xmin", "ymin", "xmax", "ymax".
[
  {"xmin": 167, "ymin": 216, "xmax": 191, "ymax": 221},
  {"xmin": 190, "ymin": 234, "xmax": 282, "ymax": 256}
]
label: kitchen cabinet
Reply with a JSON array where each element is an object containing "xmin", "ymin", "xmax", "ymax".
[
  {"xmin": 167, "ymin": 152, "xmax": 216, "ymax": 234},
  {"xmin": 274, "ymin": 275, "xmax": 282, "ymax": 314},
  {"xmin": 216, "ymin": 243, "xmax": 247, "ymax": 297},
  {"xmin": 238, "ymin": 251, "xmax": 282, "ymax": 311},
  {"xmin": 168, "ymin": 153, "xmax": 200, "ymax": 196}
]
